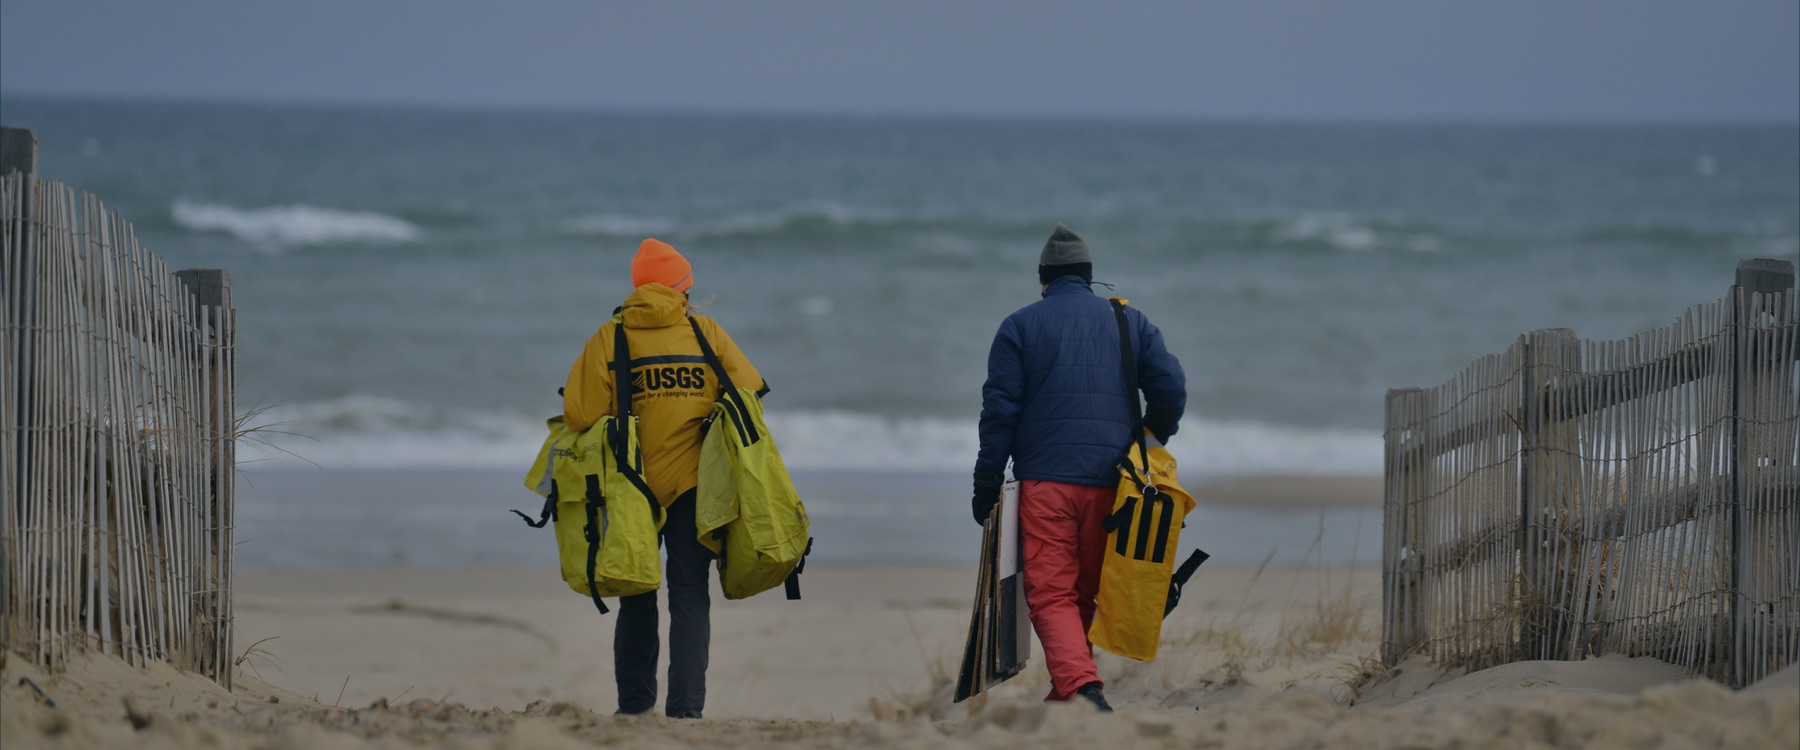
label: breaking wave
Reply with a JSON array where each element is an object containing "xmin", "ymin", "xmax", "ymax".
[
  {"xmin": 172, "ymin": 200, "xmax": 423, "ymax": 247},
  {"xmin": 235, "ymin": 395, "xmax": 1382, "ymax": 481}
]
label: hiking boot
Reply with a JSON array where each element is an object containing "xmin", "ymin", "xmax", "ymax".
[{"xmin": 1075, "ymin": 682, "xmax": 1113, "ymax": 712}]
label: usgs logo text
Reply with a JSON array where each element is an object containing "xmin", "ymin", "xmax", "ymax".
[{"xmin": 634, "ymin": 366, "xmax": 707, "ymax": 392}]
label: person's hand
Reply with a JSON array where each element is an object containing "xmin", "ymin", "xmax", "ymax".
[{"xmin": 971, "ymin": 472, "xmax": 1004, "ymax": 525}]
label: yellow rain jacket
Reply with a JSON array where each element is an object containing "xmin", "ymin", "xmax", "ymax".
[{"xmin": 563, "ymin": 283, "xmax": 766, "ymax": 507}]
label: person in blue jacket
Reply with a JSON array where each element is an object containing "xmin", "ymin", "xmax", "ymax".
[{"xmin": 972, "ymin": 224, "xmax": 1186, "ymax": 712}]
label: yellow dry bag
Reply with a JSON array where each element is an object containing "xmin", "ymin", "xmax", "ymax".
[
  {"xmin": 1088, "ymin": 433, "xmax": 1196, "ymax": 660},
  {"xmin": 516, "ymin": 415, "xmax": 665, "ymax": 613},
  {"xmin": 689, "ymin": 318, "xmax": 812, "ymax": 601},
  {"xmin": 513, "ymin": 320, "xmax": 666, "ymax": 614}
]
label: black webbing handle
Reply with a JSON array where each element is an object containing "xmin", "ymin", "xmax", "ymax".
[
  {"xmin": 783, "ymin": 537, "xmax": 813, "ymax": 600},
  {"xmin": 1163, "ymin": 548, "xmax": 1210, "ymax": 617}
]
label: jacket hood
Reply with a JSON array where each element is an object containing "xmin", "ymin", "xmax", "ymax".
[{"xmin": 621, "ymin": 283, "xmax": 689, "ymax": 328}]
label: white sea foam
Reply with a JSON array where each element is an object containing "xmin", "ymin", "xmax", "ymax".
[
  {"xmin": 701, "ymin": 201, "xmax": 901, "ymax": 237},
  {"xmin": 172, "ymin": 199, "xmax": 422, "ymax": 247},
  {"xmin": 1270, "ymin": 213, "xmax": 1444, "ymax": 253},
  {"xmin": 236, "ymin": 396, "xmax": 1382, "ymax": 480},
  {"xmin": 1275, "ymin": 213, "xmax": 1379, "ymax": 251},
  {"xmin": 560, "ymin": 213, "xmax": 681, "ymax": 237},
  {"xmin": 559, "ymin": 202, "xmax": 907, "ymax": 241}
]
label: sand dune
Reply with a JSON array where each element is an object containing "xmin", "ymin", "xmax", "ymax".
[{"xmin": 4, "ymin": 563, "xmax": 1794, "ymax": 749}]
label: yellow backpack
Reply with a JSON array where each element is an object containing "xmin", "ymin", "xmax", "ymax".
[
  {"xmin": 689, "ymin": 318, "xmax": 813, "ymax": 600},
  {"xmin": 513, "ymin": 323, "xmax": 666, "ymax": 614},
  {"xmin": 1087, "ymin": 299, "xmax": 1209, "ymax": 660}
]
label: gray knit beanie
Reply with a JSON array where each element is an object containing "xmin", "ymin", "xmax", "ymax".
[{"xmin": 1038, "ymin": 224, "xmax": 1092, "ymax": 284}]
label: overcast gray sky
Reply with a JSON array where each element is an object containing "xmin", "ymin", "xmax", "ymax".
[{"xmin": 3, "ymin": 1, "xmax": 1796, "ymax": 122}]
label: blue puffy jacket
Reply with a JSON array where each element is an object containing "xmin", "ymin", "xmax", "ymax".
[{"xmin": 976, "ymin": 276, "xmax": 1187, "ymax": 488}]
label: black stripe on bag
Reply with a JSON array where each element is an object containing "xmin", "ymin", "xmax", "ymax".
[
  {"xmin": 721, "ymin": 390, "xmax": 751, "ymax": 447},
  {"xmin": 1133, "ymin": 487, "xmax": 1157, "ymax": 560},
  {"xmin": 1152, "ymin": 488, "xmax": 1175, "ymax": 564},
  {"xmin": 1107, "ymin": 495, "xmax": 1138, "ymax": 555}
]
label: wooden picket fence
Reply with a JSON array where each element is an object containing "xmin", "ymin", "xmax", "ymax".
[
  {"xmin": 1, "ymin": 129, "xmax": 236, "ymax": 686},
  {"xmin": 1383, "ymin": 258, "xmax": 1798, "ymax": 688}
]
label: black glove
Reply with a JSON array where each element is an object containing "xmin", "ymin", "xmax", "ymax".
[
  {"xmin": 971, "ymin": 472, "xmax": 1004, "ymax": 526},
  {"xmin": 1144, "ymin": 411, "xmax": 1177, "ymax": 445}
]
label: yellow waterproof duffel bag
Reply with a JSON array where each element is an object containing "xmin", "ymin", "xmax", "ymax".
[
  {"xmin": 690, "ymin": 318, "xmax": 812, "ymax": 600},
  {"xmin": 1087, "ymin": 432, "xmax": 1196, "ymax": 660},
  {"xmin": 514, "ymin": 316, "xmax": 669, "ymax": 614}
]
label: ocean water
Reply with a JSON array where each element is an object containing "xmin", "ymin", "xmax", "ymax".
[{"xmin": 5, "ymin": 98, "xmax": 1794, "ymax": 568}]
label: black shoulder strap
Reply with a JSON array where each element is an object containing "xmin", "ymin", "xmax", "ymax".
[
  {"xmin": 607, "ymin": 322, "xmax": 660, "ymax": 515},
  {"xmin": 611, "ymin": 320, "xmax": 632, "ymax": 420},
  {"xmin": 1110, "ymin": 299, "xmax": 1149, "ymax": 472},
  {"xmin": 689, "ymin": 317, "xmax": 760, "ymax": 445}
]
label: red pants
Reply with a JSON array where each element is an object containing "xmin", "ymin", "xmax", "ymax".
[{"xmin": 1018, "ymin": 479, "xmax": 1113, "ymax": 700}]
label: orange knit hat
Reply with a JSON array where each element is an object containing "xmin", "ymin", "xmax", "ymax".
[{"xmin": 631, "ymin": 238, "xmax": 693, "ymax": 293}]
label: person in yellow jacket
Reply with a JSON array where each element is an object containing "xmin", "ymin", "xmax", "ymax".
[{"xmin": 563, "ymin": 238, "xmax": 767, "ymax": 719}]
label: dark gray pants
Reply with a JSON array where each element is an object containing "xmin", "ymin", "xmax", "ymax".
[{"xmin": 614, "ymin": 490, "xmax": 713, "ymax": 718}]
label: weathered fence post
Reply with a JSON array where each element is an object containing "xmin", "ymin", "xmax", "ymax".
[
  {"xmin": 1729, "ymin": 258, "xmax": 1796, "ymax": 688},
  {"xmin": 174, "ymin": 268, "xmax": 234, "ymax": 688},
  {"xmin": 1383, "ymin": 387, "xmax": 1428, "ymax": 665},
  {"xmin": 1, "ymin": 126, "xmax": 38, "ymax": 656},
  {"xmin": 1520, "ymin": 328, "xmax": 1581, "ymax": 661},
  {"xmin": 0, "ymin": 128, "xmax": 34, "ymax": 177}
]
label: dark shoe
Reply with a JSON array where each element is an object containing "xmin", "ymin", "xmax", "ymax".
[
  {"xmin": 666, "ymin": 709, "xmax": 702, "ymax": 719},
  {"xmin": 1075, "ymin": 682, "xmax": 1113, "ymax": 713},
  {"xmin": 614, "ymin": 706, "xmax": 652, "ymax": 717}
]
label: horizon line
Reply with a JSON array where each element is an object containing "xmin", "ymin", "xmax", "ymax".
[{"xmin": 4, "ymin": 89, "xmax": 1796, "ymax": 129}]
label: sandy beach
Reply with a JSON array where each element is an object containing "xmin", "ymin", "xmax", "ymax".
[{"xmin": 5, "ymin": 552, "xmax": 1795, "ymax": 749}]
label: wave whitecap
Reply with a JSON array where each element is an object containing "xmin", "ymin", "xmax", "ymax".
[
  {"xmin": 172, "ymin": 200, "xmax": 423, "ymax": 247},
  {"xmin": 561, "ymin": 202, "xmax": 915, "ymax": 241},
  {"xmin": 236, "ymin": 396, "xmax": 1382, "ymax": 481}
]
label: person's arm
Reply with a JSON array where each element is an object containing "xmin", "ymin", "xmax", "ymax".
[
  {"xmin": 1134, "ymin": 311, "xmax": 1186, "ymax": 443},
  {"xmin": 973, "ymin": 318, "xmax": 1023, "ymax": 522},
  {"xmin": 562, "ymin": 323, "xmax": 617, "ymax": 433}
]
